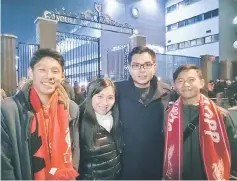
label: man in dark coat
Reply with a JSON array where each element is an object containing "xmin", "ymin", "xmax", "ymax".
[
  {"xmin": 116, "ymin": 46, "xmax": 170, "ymax": 180},
  {"xmin": 1, "ymin": 48, "xmax": 80, "ymax": 180}
]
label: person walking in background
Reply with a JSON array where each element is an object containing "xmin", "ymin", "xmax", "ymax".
[
  {"xmin": 16, "ymin": 77, "xmax": 29, "ymax": 94},
  {"xmin": 62, "ymin": 78, "xmax": 75, "ymax": 101},
  {"xmin": 169, "ymin": 86, "xmax": 179, "ymax": 106},
  {"xmin": 228, "ymin": 77, "xmax": 237, "ymax": 107},
  {"xmin": 80, "ymin": 85, "xmax": 87, "ymax": 98},
  {"xmin": 75, "ymin": 86, "xmax": 86, "ymax": 106},
  {"xmin": 228, "ymin": 100, "xmax": 237, "ymax": 130},
  {"xmin": 92, "ymin": 75, "xmax": 97, "ymax": 81},
  {"xmin": 73, "ymin": 81, "xmax": 79, "ymax": 95},
  {"xmin": 207, "ymin": 80, "xmax": 215, "ymax": 98}
]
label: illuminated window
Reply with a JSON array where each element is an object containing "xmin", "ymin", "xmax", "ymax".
[{"xmin": 205, "ymin": 36, "xmax": 212, "ymax": 43}]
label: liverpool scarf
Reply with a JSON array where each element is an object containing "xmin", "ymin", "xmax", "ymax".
[
  {"xmin": 30, "ymin": 87, "xmax": 79, "ymax": 180},
  {"xmin": 163, "ymin": 94, "xmax": 231, "ymax": 180}
]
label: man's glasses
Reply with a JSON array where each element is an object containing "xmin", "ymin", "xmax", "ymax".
[
  {"xmin": 176, "ymin": 78, "xmax": 196, "ymax": 85},
  {"xmin": 131, "ymin": 62, "xmax": 154, "ymax": 70}
]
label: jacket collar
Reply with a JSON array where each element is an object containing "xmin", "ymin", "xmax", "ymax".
[
  {"xmin": 16, "ymin": 80, "xmax": 34, "ymax": 112},
  {"xmin": 127, "ymin": 75, "xmax": 169, "ymax": 102},
  {"xmin": 13, "ymin": 80, "xmax": 34, "ymax": 141}
]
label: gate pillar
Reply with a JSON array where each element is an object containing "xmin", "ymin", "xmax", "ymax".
[
  {"xmin": 220, "ymin": 61, "xmax": 232, "ymax": 80},
  {"xmin": 200, "ymin": 55, "xmax": 215, "ymax": 95},
  {"xmin": 232, "ymin": 61, "xmax": 237, "ymax": 79},
  {"xmin": 35, "ymin": 17, "xmax": 57, "ymax": 49},
  {"xmin": 129, "ymin": 35, "xmax": 146, "ymax": 51},
  {"xmin": 1, "ymin": 34, "xmax": 17, "ymax": 96}
]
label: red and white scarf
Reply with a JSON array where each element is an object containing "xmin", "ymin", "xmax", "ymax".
[{"xmin": 163, "ymin": 94, "xmax": 231, "ymax": 180}]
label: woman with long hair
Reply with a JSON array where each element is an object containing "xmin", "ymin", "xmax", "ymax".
[{"xmin": 79, "ymin": 78, "xmax": 122, "ymax": 180}]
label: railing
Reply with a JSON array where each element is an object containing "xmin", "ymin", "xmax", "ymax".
[
  {"xmin": 56, "ymin": 32, "xmax": 101, "ymax": 83},
  {"xmin": 16, "ymin": 42, "xmax": 39, "ymax": 82}
]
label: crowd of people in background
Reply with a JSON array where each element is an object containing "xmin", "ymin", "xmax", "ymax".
[
  {"xmin": 1, "ymin": 75, "xmax": 88, "ymax": 106},
  {"xmin": 2, "ymin": 72, "xmax": 237, "ymax": 111},
  {"xmin": 208, "ymin": 78, "xmax": 237, "ymax": 108}
]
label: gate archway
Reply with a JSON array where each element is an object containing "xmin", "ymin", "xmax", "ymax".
[{"xmin": 42, "ymin": 2, "xmax": 136, "ymax": 83}]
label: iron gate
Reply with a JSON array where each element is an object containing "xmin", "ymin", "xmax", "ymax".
[
  {"xmin": 56, "ymin": 32, "xmax": 100, "ymax": 84},
  {"xmin": 156, "ymin": 54, "xmax": 201, "ymax": 84},
  {"xmin": 106, "ymin": 45, "xmax": 201, "ymax": 84},
  {"xmin": 106, "ymin": 44, "xmax": 129, "ymax": 81},
  {"xmin": 17, "ymin": 42, "xmax": 39, "ymax": 82}
]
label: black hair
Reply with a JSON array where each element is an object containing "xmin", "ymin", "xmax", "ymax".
[
  {"xmin": 128, "ymin": 46, "xmax": 156, "ymax": 65},
  {"xmin": 80, "ymin": 78, "xmax": 122, "ymax": 151},
  {"xmin": 30, "ymin": 48, "xmax": 65, "ymax": 71},
  {"xmin": 173, "ymin": 64, "xmax": 203, "ymax": 82}
]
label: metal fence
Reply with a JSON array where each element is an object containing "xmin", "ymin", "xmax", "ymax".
[
  {"xmin": 16, "ymin": 40, "xmax": 202, "ymax": 86},
  {"xmin": 156, "ymin": 54, "xmax": 201, "ymax": 84},
  {"xmin": 106, "ymin": 44, "xmax": 129, "ymax": 81},
  {"xmin": 56, "ymin": 32, "xmax": 100, "ymax": 84},
  {"xmin": 17, "ymin": 42, "xmax": 39, "ymax": 82},
  {"xmin": 106, "ymin": 45, "xmax": 201, "ymax": 83}
]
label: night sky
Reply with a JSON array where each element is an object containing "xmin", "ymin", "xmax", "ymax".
[{"xmin": 1, "ymin": 0, "xmax": 97, "ymax": 43}]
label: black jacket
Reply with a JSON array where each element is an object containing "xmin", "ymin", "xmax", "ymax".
[
  {"xmin": 1, "ymin": 83, "xmax": 80, "ymax": 180},
  {"xmin": 79, "ymin": 112, "xmax": 122, "ymax": 180},
  {"xmin": 115, "ymin": 76, "xmax": 170, "ymax": 180}
]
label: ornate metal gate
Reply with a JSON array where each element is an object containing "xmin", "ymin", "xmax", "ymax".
[
  {"xmin": 56, "ymin": 32, "xmax": 100, "ymax": 84},
  {"xmin": 16, "ymin": 3, "xmax": 135, "ymax": 85},
  {"xmin": 17, "ymin": 42, "xmax": 39, "ymax": 82},
  {"xmin": 106, "ymin": 44, "xmax": 129, "ymax": 81}
]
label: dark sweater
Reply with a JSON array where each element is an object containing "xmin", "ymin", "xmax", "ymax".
[{"xmin": 182, "ymin": 105, "xmax": 237, "ymax": 180}]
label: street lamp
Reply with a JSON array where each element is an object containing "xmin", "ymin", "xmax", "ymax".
[
  {"xmin": 233, "ymin": 16, "xmax": 237, "ymax": 25},
  {"xmin": 233, "ymin": 16, "xmax": 237, "ymax": 49},
  {"xmin": 233, "ymin": 41, "xmax": 237, "ymax": 49},
  {"xmin": 131, "ymin": 7, "xmax": 139, "ymax": 18}
]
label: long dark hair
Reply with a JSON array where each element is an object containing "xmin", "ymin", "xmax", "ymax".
[{"xmin": 80, "ymin": 78, "xmax": 122, "ymax": 151}]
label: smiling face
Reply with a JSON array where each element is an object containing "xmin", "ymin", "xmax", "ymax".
[
  {"xmin": 174, "ymin": 69, "xmax": 204, "ymax": 100},
  {"xmin": 31, "ymin": 57, "xmax": 64, "ymax": 96},
  {"xmin": 92, "ymin": 86, "xmax": 115, "ymax": 115},
  {"xmin": 129, "ymin": 52, "xmax": 156, "ymax": 88}
]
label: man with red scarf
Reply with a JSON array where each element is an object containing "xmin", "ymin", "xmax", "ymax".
[
  {"xmin": 163, "ymin": 64, "xmax": 237, "ymax": 180},
  {"xmin": 1, "ymin": 48, "xmax": 80, "ymax": 180}
]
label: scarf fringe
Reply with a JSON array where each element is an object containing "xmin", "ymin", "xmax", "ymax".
[{"xmin": 53, "ymin": 168, "xmax": 79, "ymax": 180}]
